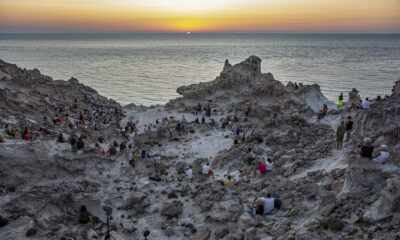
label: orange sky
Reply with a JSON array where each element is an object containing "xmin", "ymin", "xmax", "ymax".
[{"xmin": 0, "ymin": 0, "xmax": 399, "ymax": 32}]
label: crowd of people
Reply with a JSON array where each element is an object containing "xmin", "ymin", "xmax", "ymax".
[{"xmin": 0, "ymin": 88, "xmax": 395, "ymax": 232}]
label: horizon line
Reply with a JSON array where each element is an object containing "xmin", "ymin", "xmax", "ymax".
[{"xmin": 1, "ymin": 31, "xmax": 400, "ymax": 34}]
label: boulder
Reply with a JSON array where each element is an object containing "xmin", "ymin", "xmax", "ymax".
[
  {"xmin": 161, "ymin": 201, "xmax": 183, "ymax": 218},
  {"xmin": 327, "ymin": 219, "xmax": 345, "ymax": 231},
  {"xmin": 191, "ymin": 229, "xmax": 211, "ymax": 240},
  {"xmin": 0, "ymin": 215, "xmax": 8, "ymax": 227}
]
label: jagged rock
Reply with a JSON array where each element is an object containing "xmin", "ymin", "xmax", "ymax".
[
  {"xmin": 191, "ymin": 229, "xmax": 211, "ymax": 240},
  {"xmin": 244, "ymin": 227, "xmax": 260, "ymax": 240},
  {"xmin": 161, "ymin": 201, "xmax": 183, "ymax": 218},
  {"xmin": 321, "ymin": 203, "xmax": 336, "ymax": 217},
  {"xmin": 350, "ymin": 213, "xmax": 360, "ymax": 224},
  {"xmin": 348, "ymin": 88, "xmax": 361, "ymax": 104},
  {"xmin": 363, "ymin": 176, "xmax": 400, "ymax": 222},
  {"xmin": 25, "ymin": 228, "xmax": 38, "ymax": 237},
  {"xmin": 214, "ymin": 227, "xmax": 229, "ymax": 239},
  {"xmin": 327, "ymin": 219, "xmax": 345, "ymax": 231},
  {"xmin": 122, "ymin": 193, "xmax": 151, "ymax": 214},
  {"xmin": 295, "ymin": 230, "xmax": 320, "ymax": 240},
  {"xmin": 0, "ymin": 215, "xmax": 8, "ymax": 227}
]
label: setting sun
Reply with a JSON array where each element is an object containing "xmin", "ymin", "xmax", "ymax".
[{"xmin": 0, "ymin": 0, "xmax": 399, "ymax": 32}]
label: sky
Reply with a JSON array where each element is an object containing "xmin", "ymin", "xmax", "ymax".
[{"xmin": 0, "ymin": 0, "xmax": 399, "ymax": 33}]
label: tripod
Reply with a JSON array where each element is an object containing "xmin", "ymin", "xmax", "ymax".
[{"xmin": 104, "ymin": 214, "xmax": 116, "ymax": 240}]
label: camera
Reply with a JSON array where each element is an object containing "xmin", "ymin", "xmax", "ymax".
[{"xmin": 102, "ymin": 205, "xmax": 113, "ymax": 216}]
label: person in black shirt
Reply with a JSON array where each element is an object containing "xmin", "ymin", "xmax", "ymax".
[
  {"xmin": 345, "ymin": 116, "xmax": 353, "ymax": 142},
  {"xmin": 359, "ymin": 138, "xmax": 374, "ymax": 158}
]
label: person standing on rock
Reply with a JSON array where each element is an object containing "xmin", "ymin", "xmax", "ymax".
[
  {"xmin": 345, "ymin": 116, "xmax": 353, "ymax": 142},
  {"xmin": 336, "ymin": 120, "xmax": 346, "ymax": 149},
  {"xmin": 185, "ymin": 166, "xmax": 193, "ymax": 181},
  {"xmin": 202, "ymin": 162, "xmax": 215, "ymax": 180},
  {"xmin": 154, "ymin": 154, "xmax": 161, "ymax": 167},
  {"xmin": 338, "ymin": 93, "xmax": 344, "ymax": 106}
]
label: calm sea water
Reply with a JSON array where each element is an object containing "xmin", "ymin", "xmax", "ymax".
[{"xmin": 0, "ymin": 33, "xmax": 399, "ymax": 106}]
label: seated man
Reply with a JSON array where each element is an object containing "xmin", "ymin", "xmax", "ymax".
[
  {"xmin": 149, "ymin": 169, "xmax": 161, "ymax": 181},
  {"xmin": 359, "ymin": 138, "xmax": 374, "ymax": 159},
  {"xmin": 79, "ymin": 205, "xmax": 92, "ymax": 224},
  {"xmin": 260, "ymin": 193, "xmax": 275, "ymax": 215},
  {"xmin": 373, "ymin": 145, "xmax": 389, "ymax": 164},
  {"xmin": 246, "ymin": 148, "xmax": 256, "ymax": 165}
]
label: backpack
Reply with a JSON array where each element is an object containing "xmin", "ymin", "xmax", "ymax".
[{"xmin": 274, "ymin": 198, "xmax": 281, "ymax": 210}]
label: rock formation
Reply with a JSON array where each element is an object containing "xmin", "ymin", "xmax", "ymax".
[{"xmin": 0, "ymin": 57, "xmax": 399, "ymax": 240}]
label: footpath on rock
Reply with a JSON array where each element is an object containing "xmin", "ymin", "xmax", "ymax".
[{"xmin": 0, "ymin": 57, "xmax": 399, "ymax": 240}]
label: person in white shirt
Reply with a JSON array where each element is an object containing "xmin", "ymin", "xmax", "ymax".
[
  {"xmin": 260, "ymin": 193, "xmax": 275, "ymax": 215},
  {"xmin": 362, "ymin": 98, "xmax": 371, "ymax": 110},
  {"xmin": 373, "ymin": 145, "xmax": 389, "ymax": 164},
  {"xmin": 185, "ymin": 167, "xmax": 193, "ymax": 180},
  {"xmin": 202, "ymin": 163, "xmax": 214, "ymax": 179},
  {"xmin": 265, "ymin": 158, "xmax": 273, "ymax": 171}
]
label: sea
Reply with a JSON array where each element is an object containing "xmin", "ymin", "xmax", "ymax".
[{"xmin": 0, "ymin": 33, "xmax": 399, "ymax": 106}]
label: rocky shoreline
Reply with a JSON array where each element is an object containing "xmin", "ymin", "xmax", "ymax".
[{"xmin": 0, "ymin": 57, "xmax": 399, "ymax": 240}]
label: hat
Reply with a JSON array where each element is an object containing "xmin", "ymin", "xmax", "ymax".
[{"xmin": 381, "ymin": 145, "xmax": 388, "ymax": 150}]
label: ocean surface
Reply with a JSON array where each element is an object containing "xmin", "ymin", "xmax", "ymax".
[{"xmin": 0, "ymin": 33, "xmax": 399, "ymax": 106}]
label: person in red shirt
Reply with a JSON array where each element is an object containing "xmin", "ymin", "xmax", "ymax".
[
  {"xmin": 253, "ymin": 161, "xmax": 266, "ymax": 177},
  {"xmin": 108, "ymin": 145, "xmax": 117, "ymax": 155}
]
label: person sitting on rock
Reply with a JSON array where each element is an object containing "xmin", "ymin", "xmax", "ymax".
[
  {"xmin": 57, "ymin": 133, "xmax": 65, "ymax": 143},
  {"xmin": 234, "ymin": 170, "xmax": 248, "ymax": 185},
  {"xmin": 359, "ymin": 138, "xmax": 374, "ymax": 158},
  {"xmin": 362, "ymin": 98, "xmax": 371, "ymax": 110},
  {"xmin": 202, "ymin": 162, "xmax": 215, "ymax": 180},
  {"xmin": 77, "ymin": 137, "xmax": 85, "ymax": 150},
  {"xmin": 95, "ymin": 143, "xmax": 105, "ymax": 154},
  {"xmin": 217, "ymin": 175, "xmax": 234, "ymax": 186},
  {"xmin": 265, "ymin": 158, "xmax": 273, "ymax": 171},
  {"xmin": 317, "ymin": 104, "xmax": 328, "ymax": 120},
  {"xmin": 108, "ymin": 144, "xmax": 117, "ymax": 155},
  {"xmin": 141, "ymin": 150, "xmax": 148, "ymax": 160},
  {"xmin": 260, "ymin": 193, "xmax": 276, "ymax": 215},
  {"xmin": 70, "ymin": 137, "xmax": 77, "ymax": 152},
  {"xmin": 253, "ymin": 161, "xmax": 266, "ymax": 177},
  {"xmin": 78, "ymin": 205, "xmax": 92, "ymax": 224},
  {"xmin": 246, "ymin": 148, "xmax": 256, "ymax": 165},
  {"xmin": 372, "ymin": 145, "xmax": 389, "ymax": 164},
  {"xmin": 119, "ymin": 141, "xmax": 126, "ymax": 152},
  {"xmin": 161, "ymin": 171, "xmax": 174, "ymax": 183}
]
